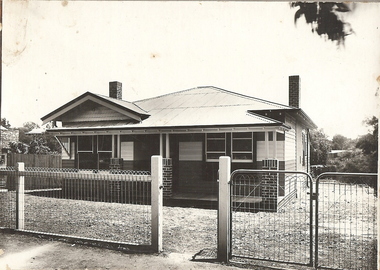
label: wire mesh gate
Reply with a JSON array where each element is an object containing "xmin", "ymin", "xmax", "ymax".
[
  {"xmin": 315, "ymin": 173, "xmax": 377, "ymax": 270},
  {"xmin": 230, "ymin": 170, "xmax": 313, "ymax": 266},
  {"xmin": 228, "ymin": 169, "xmax": 377, "ymax": 269}
]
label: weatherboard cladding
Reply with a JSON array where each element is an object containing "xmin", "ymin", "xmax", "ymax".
[{"xmin": 60, "ymin": 100, "xmax": 133, "ymax": 123}]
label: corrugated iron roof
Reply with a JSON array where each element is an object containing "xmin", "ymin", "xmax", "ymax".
[
  {"xmin": 135, "ymin": 86, "xmax": 291, "ymax": 111},
  {"xmin": 131, "ymin": 86, "xmax": 291, "ymax": 128},
  {"xmin": 93, "ymin": 93, "xmax": 148, "ymax": 115},
  {"xmin": 43, "ymin": 86, "xmax": 315, "ymax": 130}
]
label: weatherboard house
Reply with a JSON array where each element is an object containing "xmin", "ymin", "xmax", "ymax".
[{"xmin": 42, "ymin": 75, "xmax": 316, "ymax": 208}]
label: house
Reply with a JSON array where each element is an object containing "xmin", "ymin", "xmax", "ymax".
[
  {"xmin": 328, "ymin": 149, "xmax": 349, "ymax": 159},
  {"xmin": 0, "ymin": 126, "xmax": 20, "ymax": 166},
  {"xmin": 41, "ymin": 75, "xmax": 316, "ymax": 208}
]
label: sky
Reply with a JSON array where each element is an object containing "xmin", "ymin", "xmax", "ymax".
[{"xmin": 2, "ymin": 1, "xmax": 380, "ymax": 139}]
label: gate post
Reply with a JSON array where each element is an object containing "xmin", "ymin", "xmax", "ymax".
[
  {"xmin": 151, "ymin": 156, "xmax": 163, "ymax": 252},
  {"xmin": 218, "ymin": 156, "xmax": 231, "ymax": 262},
  {"xmin": 16, "ymin": 162, "xmax": 25, "ymax": 230}
]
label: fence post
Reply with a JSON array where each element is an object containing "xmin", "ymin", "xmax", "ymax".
[
  {"xmin": 218, "ymin": 156, "xmax": 231, "ymax": 262},
  {"xmin": 151, "ymin": 155, "xmax": 163, "ymax": 252},
  {"xmin": 16, "ymin": 162, "xmax": 25, "ymax": 230}
]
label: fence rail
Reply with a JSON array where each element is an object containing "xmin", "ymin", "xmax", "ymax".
[
  {"xmin": 0, "ymin": 156, "xmax": 163, "ymax": 252},
  {"xmin": 7, "ymin": 153, "xmax": 62, "ymax": 168}
]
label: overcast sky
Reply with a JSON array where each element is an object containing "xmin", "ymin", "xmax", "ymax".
[{"xmin": 2, "ymin": 1, "xmax": 380, "ymax": 139}]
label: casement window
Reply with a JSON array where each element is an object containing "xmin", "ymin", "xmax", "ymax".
[
  {"xmin": 302, "ymin": 132, "xmax": 307, "ymax": 166},
  {"xmin": 206, "ymin": 133, "xmax": 226, "ymax": 161},
  {"xmin": 97, "ymin": 135, "xmax": 112, "ymax": 170},
  {"xmin": 97, "ymin": 135, "xmax": 112, "ymax": 152},
  {"xmin": 232, "ymin": 132, "xmax": 253, "ymax": 162},
  {"xmin": 179, "ymin": 142, "xmax": 203, "ymax": 161},
  {"xmin": 57, "ymin": 137, "xmax": 71, "ymax": 160},
  {"xmin": 77, "ymin": 136, "xmax": 93, "ymax": 152}
]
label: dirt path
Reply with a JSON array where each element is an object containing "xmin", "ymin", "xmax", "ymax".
[{"xmin": 0, "ymin": 231, "xmax": 244, "ymax": 270}]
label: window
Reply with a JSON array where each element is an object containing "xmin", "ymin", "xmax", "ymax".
[
  {"xmin": 206, "ymin": 133, "xmax": 226, "ymax": 161},
  {"xmin": 302, "ymin": 132, "xmax": 307, "ymax": 166},
  {"xmin": 121, "ymin": 141, "xmax": 134, "ymax": 161},
  {"xmin": 179, "ymin": 142, "xmax": 203, "ymax": 161},
  {"xmin": 232, "ymin": 132, "xmax": 253, "ymax": 162},
  {"xmin": 98, "ymin": 135, "xmax": 112, "ymax": 152},
  {"xmin": 57, "ymin": 136, "xmax": 71, "ymax": 159},
  {"xmin": 78, "ymin": 136, "xmax": 93, "ymax": 152}
]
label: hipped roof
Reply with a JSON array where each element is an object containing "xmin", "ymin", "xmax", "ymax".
[{"xmin": 42, "ymin": 86, "xmax": 317, "ymax": 131}]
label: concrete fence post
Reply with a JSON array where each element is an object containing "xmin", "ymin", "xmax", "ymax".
[
  {"xmin": 218, "ymin": 156, "xmax": 231, "ymax": 262},
  {"xmin": 151, "ymin": 155, "xmax": 163, "ymax": 252},
  {"xmin": 16, "ymin": 162, "xmax": 25, "ymax": 230}
]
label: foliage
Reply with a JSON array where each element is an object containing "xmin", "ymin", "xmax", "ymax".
[
  {"xmin": 331, "ymin": 134, "xmax": 354, "ymax": 150},
  {"xmin": 327, "ymin": 116, "xmax": 378, "ymax": 173},
  {"xmin": 291, "ymin": 2, "xmax": 353, "ymax": 45},
  {"xmin": 28, "ymin": 137, "xmax": 52, "ymax": 154},
  {"xmin": 18, "ymin": 121, "xmax": 40, "ymax": 144},
  {"xmin": 8, "ymin": 141, "xmax": 29, "ymax": 154},
  {"xmin": 356, "ymin": 116, "xmax": 378, "ymax": 172},
  {"xmin": 1, "ymin": 118, "xmax": 11, "ymax": 129},
  {"xmin": 310, "ymin": 128, "xmax": 331, "ymax": 165},
  {"xmin": 328, "ymin": 148, "xmax": 370, "ymax": 173},
  {"xmin": 18, "ymin": 122, "xmax": 61, "ymax": 154}
]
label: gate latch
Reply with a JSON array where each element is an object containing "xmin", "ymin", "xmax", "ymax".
[{"xmin": 307, "ymin": 192, "xmax": 318, "ymax": 200}]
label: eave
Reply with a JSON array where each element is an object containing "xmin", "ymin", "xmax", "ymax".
[
  {"xmin": 45, "ymin": 122, "xmax": 291, "ymax": 136},
  {"xmin": 250, "ymin": 108, "xmax": 317, "ymax": 129}
]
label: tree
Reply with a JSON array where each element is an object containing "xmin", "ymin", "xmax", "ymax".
[
  {"xmin": 18, "ymin": 121, "xmax": 40, "ymax": 145},
  {"xmin": 331, "ymin": 134, "xmax": 354, "ymax": 150},
  {"xmin": 291, "ymin": 2, "xmax": 354, "ymax": 45},
  {"xmin": 310, "ymin": 128, "xmax": 332, "ymax": 165},
  {"xmin": 8, "ymin": 141, "xmax": 28, "ymax": 154},
  {"xmin": 17, "ymin": 121, "xmax": 61, "ymax": 154},
  {"xmin": 328, "ymin": 148, "xmax": 370, "ymax": 173},
  {"xmin": 1, "ymin": 118, "xmax": 11, "ymax": 129},
  {"xmin": 356, "ymin": 116, "xmax": 378, "ymax": 172},
  {"xmin": 29, "ymin": 137, "xmax": 51, "ymax": 154}
]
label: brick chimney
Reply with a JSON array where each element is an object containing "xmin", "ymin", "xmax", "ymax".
[
  {"xmin": 109, "ymin": 81, "xmax": 122, "ymax": 100},
  {"xmin": 289, "ymin": 75, "xmax": 300, "ymax": 108}
]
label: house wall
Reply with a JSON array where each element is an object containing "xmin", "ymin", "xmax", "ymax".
[
  {"xmin": 285, "ymin": 115, "xmax": 297, "ymax": 171},
  {"xmin": 169, "ymin": 131, "xmax": 286, "ymax": 195},
  {"xmin": 120, "ymin": 134, "xmax": 160, "ymax": 171}
]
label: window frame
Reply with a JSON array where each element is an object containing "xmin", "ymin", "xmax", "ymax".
[
  {"xmin": 205, "ymin": 133, "xmax": 226, "ymax": 162},
  {"xmin": 231, "ymin": 132, "xmax": 253, "ymax": 163},
  {"xmin": 97, "ymin": 135, "xmax": 113, "ymax": 153},
  {"xmin": 77, "ymin": 136, "xmax": 94, "ymax": 153}
]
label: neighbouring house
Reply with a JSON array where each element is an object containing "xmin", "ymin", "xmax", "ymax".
[
  {"xmin": 0, "ymin": 126, "xmax": 20, "ymax": 166},
  {"xmin": 41, "ymin": 75, "xmax": 316, "ymax": 208},
  {"xmin": 328, "ymin": 149, "xmax": 349, "ymax": 159}
]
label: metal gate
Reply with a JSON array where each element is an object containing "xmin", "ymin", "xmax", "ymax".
[
  {"xmin": 228, "ymin": 169, "xmax": 377, "ymax": 269},
  {"xmin": 230, "ymin": 169, "xmax": 314, "ymax": 266},
  {"xmin": 315, "ymin": 172, "xmax": 377, "ymax": 270}
]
